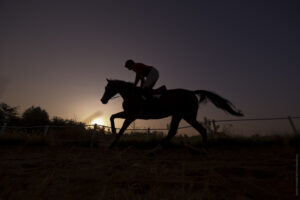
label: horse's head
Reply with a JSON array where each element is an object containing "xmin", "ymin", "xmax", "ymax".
[{"xmin": 101, "ymin": 79, "xmax": 119, "ymax": 104}]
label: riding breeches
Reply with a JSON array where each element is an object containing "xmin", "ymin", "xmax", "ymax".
[{"xmin": 142, "ymin": 68, "xmax": 159, "ymax": 89}]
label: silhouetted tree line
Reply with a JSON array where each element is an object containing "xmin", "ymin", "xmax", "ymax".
[{"xmin": 0, "ymin": 103, "xmax": 84, "ymax": 127}]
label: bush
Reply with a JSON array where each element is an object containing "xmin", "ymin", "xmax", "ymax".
[
  {"xmin": 22, "ymin": 106, "xmax": 50, "ymax": 126},
  {"xmin": 0, "ymin": 103, "xmax": 20, "ymax": 126}
]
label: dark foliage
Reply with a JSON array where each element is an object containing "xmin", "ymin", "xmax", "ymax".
[
  {"xmin": 0, "ymin": 103, "xmax": 19, "ymax": 126},
  {"xmin": 22, "ymin": 106, "xmax": 50, "ymax": 126}
]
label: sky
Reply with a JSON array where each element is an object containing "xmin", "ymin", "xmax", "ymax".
[{"xmin": 0, "ymin": 0, "xmax": 299, "ymax": 134}]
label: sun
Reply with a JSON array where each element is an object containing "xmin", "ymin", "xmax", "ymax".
[{"xmin": 91, "ymin": 118, "xmax": 105, "ymax": 126}]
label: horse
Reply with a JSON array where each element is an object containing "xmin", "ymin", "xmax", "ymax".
[{"xmin": 101, "ymin": 79, "xmax": 243, "ymax": 149}]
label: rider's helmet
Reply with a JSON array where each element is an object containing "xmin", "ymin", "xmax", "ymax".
[{"xmin": 125, "ymin": 59, "xmax": 135, "ymax": 69}]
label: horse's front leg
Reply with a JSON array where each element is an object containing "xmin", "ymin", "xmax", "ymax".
[
  {"xmin": 110, "ymin": 112, "xmax": 126, "ymax": 134},
  {"xmin": 109, "ymin": 117, "xmax": 135, "ymax": 149}
]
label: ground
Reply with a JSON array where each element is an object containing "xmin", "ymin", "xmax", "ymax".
[{"xmin": 0, "ymin": 144, "xmax": 298, "ymax": 200}]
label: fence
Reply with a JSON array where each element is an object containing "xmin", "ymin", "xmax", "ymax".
[
  {"xmin": 212, "ymin": 116, "xmax": 300, "ymax": 135},
  {"xmin": 1, "ymin": 116, "xmax": 299, "ymax": 135}
]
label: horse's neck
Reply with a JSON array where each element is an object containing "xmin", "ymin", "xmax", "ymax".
[
  {"xmin": 118, "ymin": 84, "xmax": 140, "ymax": 101},
  {"xmin": 117, "ymin": 84, "xmax": 132, "ymax": 99}
]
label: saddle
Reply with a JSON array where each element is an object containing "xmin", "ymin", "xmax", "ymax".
[
  {"xmin": 152, "ymin": 85, "xmax": 167, "ymax": 98},
  {"xmin": 136, "ymin": 85, "xmax": 167, "ymax": 108},
  {"xmin": 138, "ymin": 85, "xmax": 167, "ymax": 115}
]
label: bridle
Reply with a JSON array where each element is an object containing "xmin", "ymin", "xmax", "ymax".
[{"xmin": 110, "ymin": 96, "xmax": 120, "ymax": 100}]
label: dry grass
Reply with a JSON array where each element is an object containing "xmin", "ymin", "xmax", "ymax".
[
  {"xmin": 0, "ymin": 145, "xmax": 298, "ymax": 200},
  {"xmin": 0, "ymin": 130, "xmax": 299, "ymax": 199},
  {"xmin": 0, "ymin": 129, "xmax": 299, "ymax": 148}
]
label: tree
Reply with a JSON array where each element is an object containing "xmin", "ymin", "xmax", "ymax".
[
  {"xmin": 51, "ymin": 116, "xmax": 67, "ymax": 126},
  {"xmin": 0, "ymin": 103, "xmax": 19, "ymax": 126},
  {"xmin": 22, "ymin": 106, "xmax": 50, "ymax": 126}
]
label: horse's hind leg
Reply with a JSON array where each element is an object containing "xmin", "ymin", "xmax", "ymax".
[
  {"xmin": 184, "ymin": 117, "xmax": 208, "ymax": 149},
  {"xmin": 148, "ymin": 116, "xmax": 181, "ymax": 156},
  {"xmin": 161, "ymin": 115, "xmax": 181, "ymax": 146}
]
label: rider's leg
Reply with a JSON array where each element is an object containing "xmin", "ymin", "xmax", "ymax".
[{"xmin": 142, "ymin": 68, "xmax": 159, "ymax": 99}]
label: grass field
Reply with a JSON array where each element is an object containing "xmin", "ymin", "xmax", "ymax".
[{"xmin": 0, "ymin": 131, "xmax": 299, "ymax": 200}]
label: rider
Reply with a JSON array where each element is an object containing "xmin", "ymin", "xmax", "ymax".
[{"xmin": 125, "ymin": 59, "xmax": 159, "ymax": 99}]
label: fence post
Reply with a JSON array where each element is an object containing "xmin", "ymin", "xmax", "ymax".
[
  {"xmin": 1, "ymin": 123, "xmax": 7, "ymax": 134},
  {"xmin": 43, "ymin": 125, "xmax": 49, "ymax": 137},
  {"xmin": 147, "ymin": 128, "xmax": 150, "ymax": 138},
  {"xmin": 288, "ymin": 116, "xmax": 298, "ymax": 134}
]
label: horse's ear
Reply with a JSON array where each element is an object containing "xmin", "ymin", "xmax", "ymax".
[{"xmin": 106, "ymin": 78, "xmax": 110, "ymax": 82}]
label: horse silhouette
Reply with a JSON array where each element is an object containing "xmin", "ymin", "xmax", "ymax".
[{"xmin": 101, "ymin": 79, "xmax": 243, "ymax": 149}]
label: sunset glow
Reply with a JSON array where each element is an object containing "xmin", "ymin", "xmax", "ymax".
[{"xmin": 91, "ymin": 118, "xmax": 105, "ymax": 126}]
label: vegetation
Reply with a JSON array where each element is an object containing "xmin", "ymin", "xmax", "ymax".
[
  {"xmin": 0, "ymin": 127, "xmax": 299, "ymax": 148},
  {"xmin": 22, "ymin": 106, "xmax": 50, "ymax": 126},
  {"xmin": 0, "ymin": 102, "xmax": 84, "ymax": 127},
  {"xmin": 1, "ymin": 102, "xmax": 299, "ymax": 148},
  {"xmin": 0, "ymin": 103, "xmax": 19, "ymax": 126}
]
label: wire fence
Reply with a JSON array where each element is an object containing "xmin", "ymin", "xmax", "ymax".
[{"xmin": 1, "ymin": 116, "xmax": 299, "ymax": 135}]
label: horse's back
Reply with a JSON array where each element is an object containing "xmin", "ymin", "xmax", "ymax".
[
  {"xmin": 164, "ymin": 88, "xmax": 196, "ymax": 98},
  {"xmin": 158, "ymin": 89, "xmax": 198, "ymax": 112},
  {"xmin": 140, "ymin": 88, "xmax": 199, "ymax": 119}
]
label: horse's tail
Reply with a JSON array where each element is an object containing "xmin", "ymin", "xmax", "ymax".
[{"xmin": 194, "ymin": 90, "xmax": 244, "ymax": 116}]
